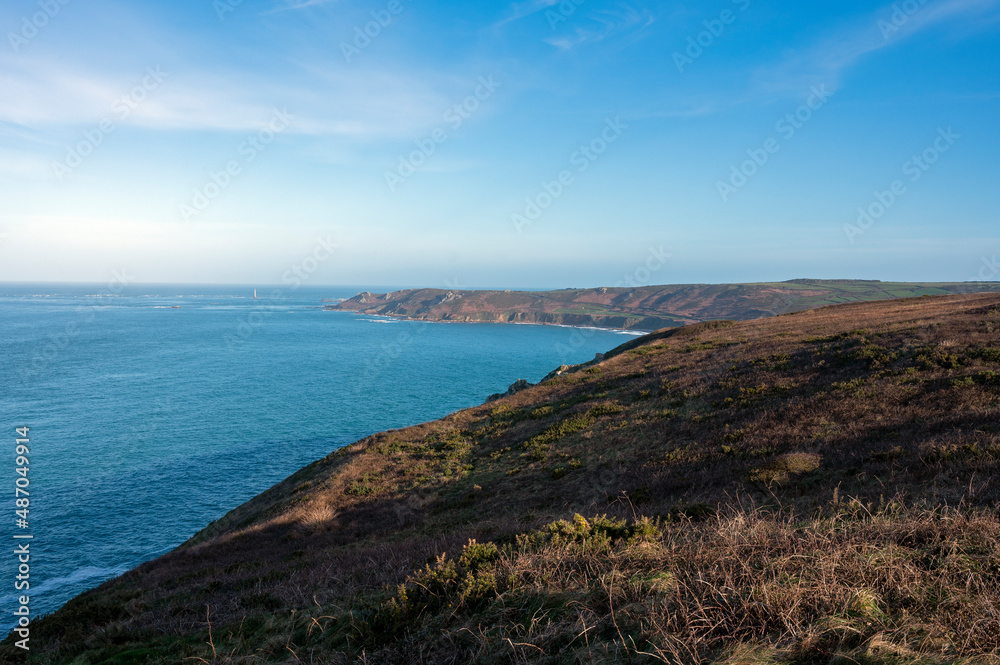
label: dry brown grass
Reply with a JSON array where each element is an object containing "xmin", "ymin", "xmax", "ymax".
[{"xmin": 354, "ymin": 502, "xmax": 1000, "ymax": 664}]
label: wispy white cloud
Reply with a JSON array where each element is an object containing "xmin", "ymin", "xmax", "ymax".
[
  {"xmin": 750, "ymin": 0, "xmax": 1000, "ymax": 97},
  {"xmin": 641, "ymin": 0, "xmax": 1000, "ymax": 122},
  {"xmin": 494, "ymin": 0, "xmax": 559, "ymax": 28},
  {"xmin": 0, "ymin": 53, "xmax": 462, "ymax": 139},
  {"xmin": 262, "ymin": 0, "xmax": 341, "ymax": 15},
  {"xmin": 543, "ymin": 4, "xmax": 656, "ymax": 50}
]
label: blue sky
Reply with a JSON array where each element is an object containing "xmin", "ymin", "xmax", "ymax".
[{"xmin": 0, "ymin": 0, "xmax": 998, "ymax": 288}]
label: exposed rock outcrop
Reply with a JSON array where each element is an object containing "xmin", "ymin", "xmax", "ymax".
[{"xmin": 485, "ymin": 378, "xmax": 534, "ymax": 403}]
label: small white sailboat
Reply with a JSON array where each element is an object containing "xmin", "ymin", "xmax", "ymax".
[{"xmin": 253, "ymin": 289, "xmax": 258, "ymax": 299}]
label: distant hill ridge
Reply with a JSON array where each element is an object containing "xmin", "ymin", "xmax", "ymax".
[{"xmin": 326, "ymin": 279, "xmax": 999, "ymax": 331}]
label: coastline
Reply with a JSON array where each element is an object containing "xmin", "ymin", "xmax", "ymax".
[
  {"xmin": 323, "ymin": 281, "xmax": 1000, "ymax": 338},
  {"xmin": 322, "ymin": 308, "xmax": 657, "ymax": 334}
]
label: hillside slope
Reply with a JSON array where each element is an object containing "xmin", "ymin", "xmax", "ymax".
[
  {"xmin": 326, "ymin": 280, "xmax": 999, "ymax": 331},
  {"xmin": 9, "ymin": 293, "xmax": 1000, "ymax": 664}
]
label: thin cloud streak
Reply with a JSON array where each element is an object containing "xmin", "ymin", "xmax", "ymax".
[
  {"xmin": 750, "ymin": 0, "xmax": 1000, "ymax": 97},
  {"xmin": 543, "ymin": 5, "xmax": 656, "ymax": 50},
  {"xmin": 261, "ymin": 0, "xmax": 342, "ymax": 15},
  {"xmin": 494, "ymin": 0, "xmax": 559, "ymax": 28},
  {"xmin": 0, "ymin": 55, "xmax": 463, "ymax": 139},
  {"xmin": 650, "ymin": 0, "xmax": 1000, "ymax": 119}
]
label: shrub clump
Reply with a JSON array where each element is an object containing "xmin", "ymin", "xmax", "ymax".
[
  {"xmin": 522, "ymin": 514, "xmax": 661, "ymax": 549},
  {"xmin": 383, "ymin": 539, "xmax": 502, "ymax": 624},
  {"xmin": 976, "ymin": 347, "xmax": 1000, "ymax": 363},
  {"xmin": 848, "ymin": 344, "xmax": 899, "ymax": 369},
  {"xmin": 345, "ymin": 473, "xmax": 379, "ymax": 496},
  {"xmin": 915, "ymin": 347, "xmax": 963, "ymax": 370}
]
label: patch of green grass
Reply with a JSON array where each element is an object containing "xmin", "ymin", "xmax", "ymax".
[
  {"xmin": 721, "ymin": 383, "xmax": 773, "ymax": 407},
  {"xmin": 588, "ymin": 402, "xmax": 624, "ymax": 417},
  {"xmin": 975, "ymin": 370, "xmax": 1000, "ymax": 387},
  {"xmin": 721, "ymin": 428, "xmax": 746, "ymax": 443},
  {"xmin": 346, "ymin": 473, "xmax": 379, "ymax": 496},
  {"xmin": 919, "ymin": 442, "xmax": 999, "ymax": 464},
  {"xmin": 976, "ymin": 348, "xmax": 1000, "ymax": 363},
  {"xmin": 846, "ymin": 345, "xmax": 899, "ymax": 369},
  {"xmin": 628, "ymin": 344, "xmax": 666, "ymax": 357},
  {"xmin": 682, "ymin": 341, "xmax": 719, "ymax": 353},
  {"xmin": 832, "ymin": 377, "xmax": 867, "ymax": 392},
  {"xmin": 529, "ymin": 405, "xmax": 555, "ymax": 419},
  {"xmin": 750, "ymin": 353, "xmax": 793, "ymax": 371},
  {"xmin": 375, "ymin": 440, "xmax": 405, "ymax": 454},
  {"xmin": 523, "ymin": 412, "xmax": 598, "ymax": 459},
  {"xmin": 915, "ymin": 348, "xmax": 963, "ymax": 370}
]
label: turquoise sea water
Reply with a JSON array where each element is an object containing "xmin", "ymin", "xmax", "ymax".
[{"xmin": 0, "ymin": 283, "xmax": 637, "ymax": 630}]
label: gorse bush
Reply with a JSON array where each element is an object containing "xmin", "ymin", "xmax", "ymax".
[
  {"xmin": 382, "ymin": 539, "xmax": 502, "ymax": 626},
  {"xmin": 382, "ymin": 516, "xmax": 662, "ymax": 631},
  {"xmin": 533, "ymin": 513, "xmax": 660, "ymax": 548}
]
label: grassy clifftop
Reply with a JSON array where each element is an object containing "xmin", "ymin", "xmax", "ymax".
[{"xmin": 10, "ymin": 292, "xmax": 1000, "ymax": 664}]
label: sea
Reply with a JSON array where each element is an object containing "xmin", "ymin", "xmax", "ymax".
[{"xmin": 0, "ymin": 283, "xmax": 638, "ymax": 631}]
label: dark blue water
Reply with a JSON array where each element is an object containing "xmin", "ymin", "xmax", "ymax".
[{"xmin": 0, "ymin": 283, "xmax": 636, "ymax": 629}]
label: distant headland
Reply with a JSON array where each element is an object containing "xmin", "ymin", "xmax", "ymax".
[{"xmin": 326, "ymin": 279, "xmax": 999, "ymax": 331}]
